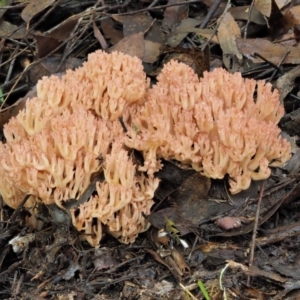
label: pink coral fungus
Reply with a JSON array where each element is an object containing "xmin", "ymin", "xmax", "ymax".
[
  {"xmin": 71, "ymin": 142, "xmax": 159, "ymax": 247},
  {"xmin": 125, "ymin": 61, "xmax": 291, "ymax": 194},
  {"xmin": 0, "ymin": 50, "xmax": 154, "ymax": 247},
  {"xmin": 37, "ymin": 50, "xmax": 149, "ymax": 121},
  {"xmin": 0, "ymin": 102, "xmax": 120, "ymax": 209},
  {"xmin": 0, "ymin": 51, "xmax": 291, "ymax": 247}
]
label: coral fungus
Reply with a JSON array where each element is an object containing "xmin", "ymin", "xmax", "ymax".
[
  {"xmin": 0, "ymin": 51, "xmax": 153, "ymax": 246},
  {"xmin": 0, "ymin": 51, "xmax": 291, "ymax": 247},
  {"xmin": 125, "ymin": 61, "xmax": 291, "ymax": 194}
]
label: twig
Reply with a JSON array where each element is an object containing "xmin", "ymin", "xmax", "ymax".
[
  {"xmin": 253, "ymin": 52, "xmax": 283, "ymax": 73},
  {"xmin": 201, "ymin": 0, "xmax": 231, "ymax": 50},
  {"xmin": 179, "ymin": 283, "xmax": 198, "ymax": 300},
  {"xmin": 112, "ymin": 0, "xmax": 202, "ymax": 16},
  {"xmin": 148, "ymin": 0, "xmax": 159, "ymax": 8},
  {"xmin": 247, "ymin": 183, "xmax": 264, "ymax": 286},
  {"xmin": 244, "ymin": 0, "xmax": 254, "ymax": 39},
  {"xmin": 268, "ymin": 50, "xmax": 290, "ymax": 82},
  {"xmin": 199, "ymin": 0, "xmax": 223, "ymax": 29},
  {"xmin": 4, "ymin": 45, "xmax": 19, "ymax": 85},
  {"xmin": 26, "ymin": 0, "xmax": 62, "ymax": 33}
]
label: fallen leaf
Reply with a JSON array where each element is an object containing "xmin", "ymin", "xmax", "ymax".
[
  {"xmin": 254, "ymin": 0, "xmax": 272, "ymax": 17},
  {"xmin": 45, "ymin": 15, "xmax": 79, "ymax": 41},
  {"xmin": 284, "ymin": 6, "xmax": 300, "ymax": 27},
  {"xmin": 21, "ymin": 0, "xmax": 56, "ymax": 23},
  {"xmin": 275, "ymin": 0, "xmax": 291, "ymax": 9},
  {"xmin": 35, "ymin": 15, "xmax": 80, "ymax": 58},
  {"xmin": 167, "ymin": 18, "xmax": 202, "ymax": 47},
  {"xmin": 0, "ymin": 20, "xmax": 28, "ymax": 39},
  {"xmin": 217, "ymin": 12, "xmax": 242, "ymax": 60},
  {"xmin": 122, "ymin": 13, "xmax": 153, "ymax": 36},
  {"xmin": 101, "ymin": 17, "xmax": 123, "ymax": 44},
  {"xmin": 35, "ymin": 35, "xmax": 61, "ymax": 58},
  {"xmin": 143, "ymin": 40, "xmax": 161, "ymax": 63},
  {"xmin": 171, "ymin": 28, "xmax": 219, "ymax": 44},
  {"xmin": 229, "ymin": 6, "xmax": 266, "ymax": 25},
  {"xmin": 28, "ymin": 55, "xmax": 82, "ymax": 84},
  {"xmin": 145, "ymin": 22, "xmax": 166, "ymax": 43},
  {"xmin": 276, "ymin": 65, "xmax": 300, "ymax": 102},
  {"xmin": 108, "ymin": 32, "xmax": 145, "ymax": 59},
  {"xmin": 236, "ymin": 37, "xmax": 300, "ymax": 64},
  {"xmin": 162, "ymin": 0, "xmax": 189, "ymax": 30}
]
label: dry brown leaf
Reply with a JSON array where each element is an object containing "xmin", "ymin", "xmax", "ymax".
[
  {"xmin": 171, "ymin": 28, "xmax": 219, "ymax": 44},
  {"xmin": 276, "ymin": 65, "xmax": 300, "ymax": 102},
  {"xmin": 236, "ymin": 37, "xmax": 300, "ymax": 64},
  {"xmin": 167, "ymin": 18, "xmax": 202, "ymax": 47},
  {"xmin": 35, "ymin": 16, "xmax": 79, "ymax": 58},
  {"xmin": 275, "ymin": 0, "xmax": 291, "ymax": 9},
  {"xmin": 222, "ymin": 54, "xmax": 257, "ymax": 73},
  {"xmin": 0, "ymin": 20, "xmax": 27, "ymax": 39},
  {"xmin": 217, "ymin": 12, "xmax": 242, "ymax": 60},
  {"xmin": 285, "ymin": 5, "xmax": 300, "ymax": 26},
  {"xmin": 108, "ymin": 32, "xmax": 145, "ymax": 59},
  {"xmin": 122, "ymin": 13, "xmax": 153, "ymax": 36},
  {"xmin": 254, "ymin": 0, "xmax": 272, "ymax": 17},
  {"xmin": 143, "ymin": 40, "xmax": 161, "ymax": 63},
  {"xmin": 35, "ymin": 35, "xmax": 61, "ymax": 58},
  {"xmin": 145, "ymin": 22, "xmax": 166, "ymax": 43},
  {"xmin": 100, "ymin": 18, "xmax": 123, "ymax": 45},
  {"xmin": 45, "ymin": 16, "xmax": 79, "ymax": 41},
  {"xmin": 28, "ymin": 55, "xmax": 82, "ymax": 84},
  {"xmin": 229, "ymin": 6, "xmax": 266, "ymax": 25},
  {"xmin": 21, "ymin": 0, "xmax": 56, "ymax": 23},
  {"xmin": 162, "ymin": 0, "xmax": 189, "ymax": 30}
]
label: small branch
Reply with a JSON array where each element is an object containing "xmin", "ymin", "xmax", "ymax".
[{"xmin": 247, "ymin": 183, "xmax": 264, "ymax": 286}]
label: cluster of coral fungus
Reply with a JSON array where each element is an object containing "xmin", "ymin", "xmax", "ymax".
[
  {"xmin": 0, "ymin": 50, "xmax": 291, "ymax": 247},
  {"xmin": 125, "ymin": 60, "xmax": 290, "ymax": 194}
]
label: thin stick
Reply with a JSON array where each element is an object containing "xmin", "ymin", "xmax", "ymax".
[
  {"xmin": 244, "ymin": 0, "xmax": 254, "ymax": 39},
  {"xmin": 112, "ymin": 0, "xmax": 202, "ymax": 16},
  {"xmin": 199, "ymin": 0, "xmax": 223, "ymax": 29},
  {"xmin": 201, "ymin": 0, "xmax": 231, "ymax": 50},
  {"xmin": 247, "ymin": 183, "xmax": 264, "ymax": 286}
]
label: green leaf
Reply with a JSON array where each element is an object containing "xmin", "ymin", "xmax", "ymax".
[
  {"xmin": 0, "ymin": 88, "xmax": 4, "ymax": 103},
  {"xmin": 197, "ymin": 280, "xmax": 210, "ymax": 300}
]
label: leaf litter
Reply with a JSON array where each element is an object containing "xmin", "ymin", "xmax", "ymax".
[{"xmin": 1, "ymin": 0, "xmax": 300, "ymax": 299}]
